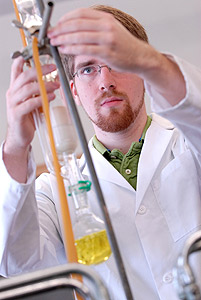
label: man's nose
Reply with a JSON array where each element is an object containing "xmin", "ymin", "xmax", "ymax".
[{"xmin": 98, "ymin": 68, "xmax": 116, "ymax": 92}]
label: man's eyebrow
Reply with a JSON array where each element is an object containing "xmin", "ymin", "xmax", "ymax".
[{"xmin": 75, "ymin": 60, "xmax": 97, "ymax": 71}]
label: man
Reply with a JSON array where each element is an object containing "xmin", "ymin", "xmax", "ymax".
[{"xmin": 1, "ymin": 5, "xmax": 201, "ymax": 300}]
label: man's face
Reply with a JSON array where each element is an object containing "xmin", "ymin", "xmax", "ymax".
[{"xmin": 70, "ymin": 55, "xmax": 145, "ymax": 133}]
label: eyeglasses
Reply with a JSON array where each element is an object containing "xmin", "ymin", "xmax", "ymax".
[{"xmin": 72, "ymin": 64, "xmax": 113, "ymax": 80}]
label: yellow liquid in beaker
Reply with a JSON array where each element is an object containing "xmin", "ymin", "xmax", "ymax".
[{"xmin": 75, "ymin": 229, "xmax": 112, "ymax": 265}]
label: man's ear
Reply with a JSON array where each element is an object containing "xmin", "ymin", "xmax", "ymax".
[{"xmin": 70, "ymin": 80, "xmax": 81, "ymax": 105}]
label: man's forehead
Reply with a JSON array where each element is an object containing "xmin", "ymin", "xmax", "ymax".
[{"xmin": 74, "ymin": 55, "xmax": 103, "ymax": 68}]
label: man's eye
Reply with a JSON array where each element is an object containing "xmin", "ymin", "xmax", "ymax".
[{"xmin": 81, "ymin": 66, "xmax": 96, "ymax": 75}]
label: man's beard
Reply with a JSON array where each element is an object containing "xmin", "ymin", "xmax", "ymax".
[{"xmin": 87, "ymin": 91, "xmax": 144, "ymax": 133}]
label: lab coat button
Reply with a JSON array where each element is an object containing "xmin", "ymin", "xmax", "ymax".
[
  {"xmin": 138, "ymin": 205, "xmax": 147, "ymax": 215},
  {"xmin": 125, "ymin": 169, "xmax": 131, "ymax": 175},
  {"xmin": 163, "ymin": 272, "xmax": 173, "ymax": 284},
  {"xmin": 152, "ymin": 180, "xmax": 160, "ymax": 190}
]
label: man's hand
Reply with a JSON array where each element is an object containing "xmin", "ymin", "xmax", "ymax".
[
  {"xmin": 48, "ymin": 8, "xmax": 145, "ymax": 73},
  {"xmin": 3, "ymin": 56, "xmax": 60, "ymax": 183},
  {"xmin": 48, "ymin": 7, "xmax": 186, "ymax": 105}
]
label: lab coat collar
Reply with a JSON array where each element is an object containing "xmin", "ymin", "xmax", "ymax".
[{"xmin": 79, "ymin": 113, "xmax": 175, "ymax": 201}]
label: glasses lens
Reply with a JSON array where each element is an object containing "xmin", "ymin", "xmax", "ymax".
[
  {"xmin": 74, "ymin": 65, "xmax": 113, "ymax": 79},
  {"xmin": 77, "ymin": 65, "xmax": 98, "ymax": 78}
]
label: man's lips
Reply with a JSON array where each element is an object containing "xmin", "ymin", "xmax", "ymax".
[{"xmin": 100, "ymin": 96, "xmax": 124, "ymax": 106}]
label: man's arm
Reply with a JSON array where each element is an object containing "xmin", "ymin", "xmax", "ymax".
[
  {"xmin": 0, "ymin": 56, "xmax": 63, "ymax": 276},
  {"xmin": 48, "ymin": 8, "xmax": 186, "ymax": 105},
  {"xmin": 0, "ymin": 150, "xmax": 65, "ymax": 276},
  {"xmin": 146, "ymin": 53, "xmax": 201, "ymax": 181}
]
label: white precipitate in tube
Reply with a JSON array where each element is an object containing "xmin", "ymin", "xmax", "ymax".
[
  {"xmin": 16, "ymin": 0, "xmax": 42, "ymax": 28},
  {"xmin": 50, "ymin": 106, "xmax": 77, "ymax": 154}
]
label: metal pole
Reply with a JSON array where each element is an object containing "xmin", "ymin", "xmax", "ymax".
[
  {"xmin": 37, "ymin": 1, "xmax": 134, "ymax": 298},
  {"xmin": 0, "ymin": 263, "xmax": 111, "ymax": 300},
  {"xmin": 38, "ymin": 2, "xmax": 53, "ymax": 44},
  {"xmin": 36, "ymin": 0, "xmax": 44, "ymax": 17},
  {"xmin": 50, "ymin": 44, "xmax": 134, "ymax": 300}
]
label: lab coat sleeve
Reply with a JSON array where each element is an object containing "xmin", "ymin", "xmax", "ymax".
[
  {"xmin": 145, "ymin": 54, "xmax": 201, "ymax": 171},
  {"xmin": 0, "ymin": 143, "xmax": 65, "ymax": 277}
]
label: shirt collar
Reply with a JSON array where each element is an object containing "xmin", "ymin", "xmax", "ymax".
[{"xmin": 93, "ymin": 115, "xmax": 152, "ymax": 157}]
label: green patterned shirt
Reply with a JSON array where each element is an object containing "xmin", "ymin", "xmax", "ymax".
[{"xmin": 92, "ymin": 116, "xmax": 152, "ymax": 190}]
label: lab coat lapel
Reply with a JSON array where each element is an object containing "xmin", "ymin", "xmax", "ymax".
[{"xmin": 135, "ymin": 114, "xmax": 174, "ymax": 213}]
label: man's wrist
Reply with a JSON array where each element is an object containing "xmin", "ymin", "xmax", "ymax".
[{"xmin": 3, "ymin": 142, "xmax": 30, "ymax": 183}]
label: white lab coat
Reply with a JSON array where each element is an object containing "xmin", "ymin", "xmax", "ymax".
[{"xmin": 0, "ymin": 54, "xmax": 201, "ymax": 300}]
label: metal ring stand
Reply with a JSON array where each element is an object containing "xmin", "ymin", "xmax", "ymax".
[
  {"xmin": 0, "ymin": 263, "xmax": 110, "ymax": 300},
  {"xmin": 173, "ymin": 231, "xmax": 201, "ymax": 300}
]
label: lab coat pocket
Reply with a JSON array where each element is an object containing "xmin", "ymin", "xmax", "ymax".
[{"xmin": 152, "ymin": 150, "xmax": 201, "ymax": 242}]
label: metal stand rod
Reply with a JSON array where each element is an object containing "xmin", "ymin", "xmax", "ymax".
[
  {"xmin": 0, "ymin": 263, "xmax": 111, "ymax": 300},
  {"xmin": 37, "ymin": 1, "xmax": 134, "ymax": 299},
  {"xmin": 50, "ymin": 44, "xmax": 134, "ymax": 300},
  {"xmin": 36, "ymin": 0, "xmax": 45, "ymax": 18},
  {"xmin": 38, "ymin": 2, "xmax": 53, "ymax": 44}
]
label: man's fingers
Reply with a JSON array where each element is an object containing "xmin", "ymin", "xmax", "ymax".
[
  {"xmin": 50, "ymin": 31, "xmax": 109, "ymax": 47},
  {"xmin": 49, "ymin": 19, "xmax": 105, "ymax": 38},
  {"xmin": 10, "ymin": 56, "xmax": 24, "ymax": 85},
  {"xmin": 16, "ymin": 81, "xmax": 60, "ymax": 105},
  {"xmin": 7, "ymin": 80, "xmax": 60, "ymax": 110},
  {"xmin": 48, "ymin": 8, "xmax": 110, "ymax": 38},
  {"xmin": 11, "ymin": 64, "xmax": 57, "ymax": 95},
  {"xmin": 19, "ymin": 92, "xmax": 56, "ymax": 115},
  {"xmin": 58, "ymin": 44, "xmax": 105, "ymax": 57},
  {"xmin": 57, "ymin": 8, "xmax": 105, "ymax": 25}
]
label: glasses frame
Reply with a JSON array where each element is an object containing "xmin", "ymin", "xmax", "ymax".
[{"xmin": 72, "ymin": 64, "xmax": 112, "ymax": 79}]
